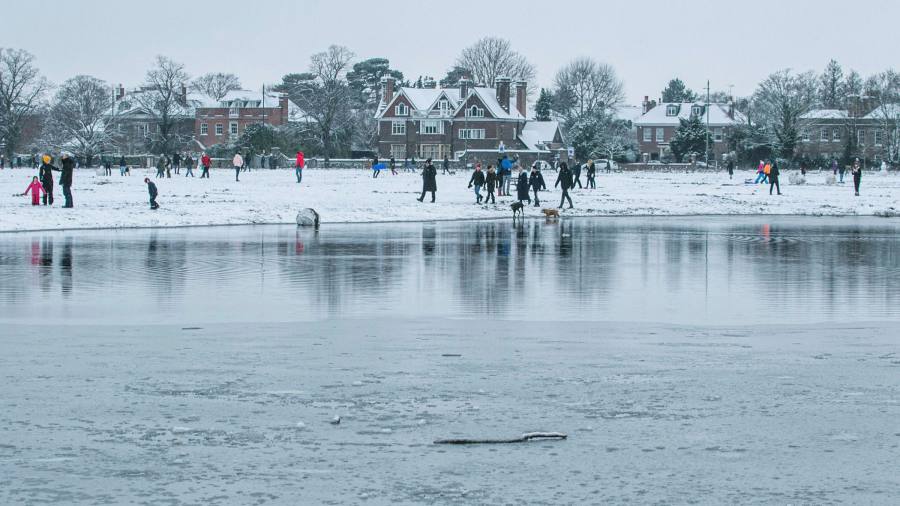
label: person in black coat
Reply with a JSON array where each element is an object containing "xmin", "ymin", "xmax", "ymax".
[
  {"xmin": 571, "ymin": 160, "xmax": 583, "ymax": 188},
  {"xmin": 57, "ymin": 153, "xmax": 75, "ymax": 208},
  {"xmin": 484, "ymin": 166, "xmax": 499, "ymax": 204},
  {"xmin": 442, "ymin": 155, "xmax": 451, "ymax": 175},
  {"xmin": 184, "ymin": 154, "xmax": 195, "ymax": 177},
  {"xmin": 769, "ymin": 160, "xmax": 781, "ymax": 195},
  {"xmin": 417, "ymin": 158, "xmax": 437, "ymax": 202},
  {"xmin": 144, "ymin": 178, "xmax": 159, "ymax": 209},
  {"xmin": 585, "ymin": 160, "xmax": 596, "ymax": 189},
  {"xmin": 555, "ymin": 162, "xmax": 574, "ymax": 209},
  {"xmin": 468, "ymin": 164, "xmax": 485, "ymax": 203},
  {"xmin": 529, "ymin": 165, "xmax": 546, "ymax": 206},
  {"xmin": 516, "ymin": 168, "xmax": 531, "ymax": 204},
  {"xmin": 851, "ymin": 158, "xmax": 862, "ymax": 196},
  {"xmin": 172, "ymin": 152, "xmax": 181, "ymax": 175},
  {"xmin": 38, "ymin": 156, "xmax": 56, "ymax": 205}
]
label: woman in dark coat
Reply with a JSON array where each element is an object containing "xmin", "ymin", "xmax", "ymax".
[
  {"xmin": 516, "ymin": 169, "xmax": 531, "ymax": 204},
  {"xmin": 417, "ymin": 158, "xmax": 437, "ymax": 202},
  {"xmin": 38, "ymin": 155, "xmax": 56, "ymax": 205},
  {"xmin": 769, "ymin": 160, "xmax": 781, "ymax": 195},
  {"xmin": 484, "ymin": 166, "xmax": 499, "ymax": 204},
  {"xmin": 555, "ymin": 162, "xmax": 574, "ymax": 209},
  {"xmin": 585, "ymin": 160, "xmax": 596, "ymax": 189},
  {"xmin": 529, "ymin": 166, "xmax": 546, "ymax": 206}
]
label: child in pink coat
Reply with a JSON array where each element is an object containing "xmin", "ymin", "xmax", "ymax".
[{"xmin": 22, "ymin": 176, "xmax": 45, "ymax": 205}]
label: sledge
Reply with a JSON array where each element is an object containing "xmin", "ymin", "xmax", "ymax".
[{"xmin": 373, "ymin": 163, "xmax": 386, "ymax": 171}]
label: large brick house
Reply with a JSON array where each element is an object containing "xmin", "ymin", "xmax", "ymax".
[
  {"xmin": 634, "ymin": 98, "xmax": 746, "ymax": 162},
  {"xmin": 796, "ymin": 101, "xmax": 898, "ymax": 165},
  {"xmin": 193, "ymin": 89, "xmax": 301, "ymax": 148},
  {"xmin": 374, "ymin": 77, "xmax": 564, "ymax": 165}
]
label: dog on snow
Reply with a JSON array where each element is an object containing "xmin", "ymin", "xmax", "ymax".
[
  {"xmin": 542, "ymin": 208, "xmax": 560, "ymax": 219},
  {"xmin": 511, "ymin": 202, "xmax": 524, "ymax": 218}
]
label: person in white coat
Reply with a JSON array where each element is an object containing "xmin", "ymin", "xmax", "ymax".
[{"xmin": 232, "ymin": 153, "xmax": 244, "ymax": 182}]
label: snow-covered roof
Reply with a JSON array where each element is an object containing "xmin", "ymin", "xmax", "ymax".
[
  {"xmin": 519, "ymin": 121, "xmax": 561, "ymax": 150},
  {"xmin": 471, "ymin": 87, "xmax": 525, "ymax": 120},
  {"xmin": 613, "ymin": 105, "xmax": 643, "ymax": 123},
  {"xmin": 377, "ymin": 85, "xmax": 524, "ymax": 120},
  {"xmin": 800, "ymin": 109, "xmax": 849, "ymax": 120},
  {"xmin": 634, "ymin": 102, "xmax": 745, "ymax": 127},
  {"xmin": 863, "ymin": 104, "xmax": 900, "ymax": 119}
]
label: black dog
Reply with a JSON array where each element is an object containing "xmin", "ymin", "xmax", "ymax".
[{"xmin": 511, "ymin": 201, "xmax": 524, "ymax": 218}]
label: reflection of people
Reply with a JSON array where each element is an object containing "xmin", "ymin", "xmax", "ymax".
[{"xmin": 60, "ymin": 238, "xmax": 73, "ymax": 295}]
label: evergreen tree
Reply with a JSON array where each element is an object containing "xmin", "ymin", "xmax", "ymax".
[
  {"xmin": 535, "ymin": 88, "xmax": 553, "ymax": 121},
  {"xmin": 439, "ymin": 66, "xmax": 469, "ymax": 88},
  {"xmin": 669, "ymin": 115, "xmax": 711, "ymax": 162},
  {"xmin": 819, "ymin": 59, "xmax": 844, "ymax": 108},
  {"xmin": 661, "ymin": 78, "xmax": 697, "ymax": 102}
]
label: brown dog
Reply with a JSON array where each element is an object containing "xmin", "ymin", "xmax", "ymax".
[{"xmin": 542, "ymin": 208, "xmax": 560, "ymax": 219}]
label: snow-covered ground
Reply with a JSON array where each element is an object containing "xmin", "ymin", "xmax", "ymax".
[{"xmin": 1, "ymin": 167, "xmax": 898, "ymax": 232}]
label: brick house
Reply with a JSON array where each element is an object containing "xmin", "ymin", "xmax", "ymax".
[
  {"xmin": 634, "ymin": 98, "xmax": 746, "ymax": 162},
  {"xmin": 796, "ymin": 101, "xmax": 898, "ymax": 165},
  {"xmin": 110, "ymin": 84, "xmax": 196, "ymax": 155},
  {"xmin": 193, "ymin": 89, "xmax": 301, "ymax": 149},
  {"xmin": 374, "ymin": 76, "xmax": 565, "ymax": 166}
]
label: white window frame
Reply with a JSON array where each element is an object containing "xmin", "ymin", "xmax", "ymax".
[
  {"xmin": 655, "ymin": 128, "xmax": 665, "ymax": 143},
  {"xmin": 857, "ymin": 129, "xmax": 865, "ymax": 146},
  {"xmin": 666, "ymin": 105, "xmax": 678, "ymax": 116},
  {"xmin": 714, "ymin": 128, "xmax": 723, "ymax": 142},
  {"xmin": 439, "ymin": 99, "xmax": 449, "ymax": 116},
  {"xmin": 215, "ymin": 123, "xmax": 224, "ymax": 135},
  {"xmin": 391, "ymin": 121, "xmax": 406, "ymax": 135},
  {"xmin": 820, "ymin": 129, "xmax": 828, "ymax": 142},
  {"xmin": 421, "ymin": 120, "xmax": 442, "ymax": 135},
  {"xmin": 200, "ymin": 123, "xmax": 208, "ymax": 136},
  {"xmin": 394, "ymin": 103, "xmax": 409, "ymax": 116},
  {"xmin": 229, "ymin": 122, "xmax": 238, "ymax": 135},
  {"xmin": 465, "ymin": 105, "xmax": 484, "ymax": 118},
  {"xmin": 801, "ymin": 129, "xmax": 810, "ymax": 142},
  {"xmin": 691, "ymin": 105, "xmax": 702, "ymax": 116},
  {"xmin": 643, "ymin": 128, "xmax": 652, "ymax": 142},
  {"xmin": 390, "ymin": 144, "xmax": 406, "ymax": 159},
  {"xmin": 874, "ymin": 129, "xmax": 883, "ymax": 146},
  {"xmin": 458, "ymin": 128, "xmax": 485, "ymax": 140},
  {"xmin": 832, "ymin": 128, "xmax": 841, "ymax": 142}
]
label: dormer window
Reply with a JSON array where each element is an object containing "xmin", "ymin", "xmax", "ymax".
[
  {"xmin": 395, "ymin": 103, "xmax": 409, "ymax": 116},
  {"xmin": 691, "ymin": 105, "xmax": 703, "ymax": 116},
  {"xmin": 439, "ymin": 99, "xmax": 449, "ymax": 115},
  {"xmin": 666, "ymin": 105, "xmax": 678, "ymax": 116},
  {"xmin": 465, "ymin": 105, "xmax": 484, "ymax": 118}
]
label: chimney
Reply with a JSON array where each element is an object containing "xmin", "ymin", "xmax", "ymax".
[
  {"xmin": 423, "ymin": 76, "xmax": 436, "ymax": 89},
  {"xmin": 279, "ymin": 93, "xmax": 289, "ymax": 122},
  {"xmin": 178, "ymin": 83, "xmax": 187, "ymax": 106},
  {"xmin": 116, "ymin": 84, "xmax": 125, "ymax": 101},
  {"xmin": 515, "ymin": 80, "xmax": 527, "ymax": 118},
  {"xmin": 458, "ymin": 78, "xmax": 471, "ymax": 104},
  {"xmin": 728, "ymin": 100, "xmax": 735, "ymax": 119},
  {"xmin": 642, "ymin": 95, "xmax": 650, "ymax": 114},
  {"xmin": 381, "ymin": 76, "xmax": 395, "ymax": 105},
  {"xmin": 496, "ymin": 76, "xmax": 511, "ymax": 114}
]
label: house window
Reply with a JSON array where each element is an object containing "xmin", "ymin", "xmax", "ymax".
[
  {"xmin": 215, "ymin": 123, "xmax": 224, "ymax": 135},
  {"xmin": 656, "ymin": 128, "xmax": 665, "ymax": 142},
  {"xmin": 857, "ymin": 130, "xmax": 865, "ymax": 146},
  {"xmin": 465, "ymin": 105, "xmax": 484, "ymax": 117},
  {"xmin": 439, "ymin": 99, "xmax": 449, "ymax": 116},
  {"xmin": 874, "ymin": 129, "xmax": 883, "ymax": 146},
  {"xmin": 418, "ymin": 144, "xmax": 450, "ymax": 159},
  {"xmin": 391, "ymin": 121, "xmax": 406, "ymax": 135},
  {"xmin": 666, "ymin": 105, "xmax": 678, "ymax": 116},
  {"xmin": 459, "ymin": 128, "xmax": 485, "ymax": 140},
  {"xmin": 691, "ymin": 105, "xmax": 703, "ymax": 116},
  {"xmin": 714, "ymin": 128, "xmax": 723, "ymax": 142},
  {"xmin": 643, "ymin": 128, "xmax": 652, "ymax": 142},
  {"xmin": 421, "ymin": 120, "xmax": 442, "ymax": 135},
  {"xmin": 390, "ymin": 144, "xmax": 407, "ymax": 159},
  {"xmin": 394, "ymin": 103, "xmax": 409, "ymax": 116},
  {"xmin": 820, "ymin": 129, "xmax": 829, "ymax": 142},
  {"xmin": 832, "ymin": 128, "xmax": 841, "ymax": 142},
  {"xmin": 200, "ymin": 123, "xmax": 208, "ymax": 136},
  {"xmin": 229, "ymin": 122, "xmax": 238, "ymax": 135},
  {"xmin": 801, "ymin": 129, "xmax": 809, "ymax": 142}
]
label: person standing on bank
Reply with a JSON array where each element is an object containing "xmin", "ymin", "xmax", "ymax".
[
  {"xmin": 769, "ymin": 159, "xmax": 782, "ymax": 195},
  {"xmin": 442, "ymin": 155, "xmax": 451, "ymax": 175},
  {"xmin": 417, "ymin": 158, "xmax": 437, "ymax": 202},
  {"xmin": 372, "ymin": 154, "xmax": 380, "ymax": 178},
  {"xmin": 571, "ymin": 160, "xmax": 583, "ymax": 188},
  {"xmin": 172, "ymin": 152, "xmax": 181, "ymax": 175},
  {"xmin": 200, "ymin": 152, "xmax": 211, "ymax": 178},
  {"xmin": 851, "ymin": 158, "xmax": 862, "ymax": 196},
  {"xmin": 118, "ymin": 155, "xmax": 127, "ymax": 176},
  {"xmin": 484, "ymin": 165, "xmax": 498, "ymax": 205},
  {"xmin": 39, "ymin": 155, "xmax": 56, "ymax": 206},
  {"xmin": 517, "ymin": 166, "xmax": 531, "ymax": 205},
  {"xmin": 529, "ymin": 163, "xmax": 545, "ymax": 207},
  {"xmin": 233, "ymin": 152, "xmax": 243, "ymax": 182},
  {"xmin": 468, "ymin": 163, "xmax": 485, "ymax": 204},
  {"xmin": 390, "ymin": 156, "xmax": 397, "ymax": 175},
  {"xmin": 555, "ymin": 162, "xmax": 574, "ymax": 209},
  {"xmin": 727, "ymin": 157, "xmax": 735, "ymax": 179},
  {"xmin": 57, "ymin": 152, "xmax": 76, "ymax": 208},
  {"xmin": 585, "ymin": 159, "xmax": 596, "ymax": 189},
  {"xmin": 144, "ymin": 178, "xmax": 159, "ymax": 209},
  {"xmin": 184, "ymin": 153, "xmax": 194, "ymax": 177},
  {"xmin": 156, "ymin": 155, "xmax": 166, "ymax": 178},
  {"xmin": 295, "ymin": 151, "xmax": 305, "ymax": 183}
]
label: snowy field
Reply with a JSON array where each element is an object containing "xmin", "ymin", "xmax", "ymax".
[{"xmin": 1, "ymin": 167, "xmax": 899, "ymax": 232}]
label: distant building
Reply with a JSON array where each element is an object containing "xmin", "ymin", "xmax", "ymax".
[
  {"xmin": 193, "ymin": 89, "xmax": 302, "ymax": 149},
  {"xmin": 634, "ymin": 97, "xmax": 745, "ymax": 162},
  {"xmin": 796, "ymin": 99, "xmax": 896, "ymax": 164},
  {"xmin": 374, "ymin": 77, "xmax": 564, "ymax": 166},
  {"xmin": 110, "ymin": 84, "xmax": 195, "ymax": 155}
]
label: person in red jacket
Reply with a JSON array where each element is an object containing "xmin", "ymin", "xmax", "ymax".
[
  {"xmin": 22, "ymin": 176, "xmax": 45, "ymax": 205},
  {"xmin": 295, "ymin": 151, "xmax": 305, "ymax": 183},
  {"xmin": 200, "ymin": 153, "xmax": 212, "ymax": 179}
]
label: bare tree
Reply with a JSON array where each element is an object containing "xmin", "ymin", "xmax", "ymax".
[
  {"xmin": 131, "ymin": 55, "xmax": 190, "ymax": 154},
  {"xmin": 752, "ymin": 69, "xmax": 818, "ymax": 159},
  {"xmin": 0, "ymin": 48, "xmax": 49, "ymax": 159},
  {"xmin": 276, "ymin": 45, "xmax": 355, "ymax": 162},
  {"xmin": 455, "ymin": 37, "xmax": 536, "ymax": 89},
  {"xmin": 44, "ymin": 75, "xmax": 119, "ymax": 165},
  {"xmin": 867, "ymin": 70, "xmax": 900, "ymax": 162},
  {"xmin": 191, "ymin": 72, "xmax": 242, "ymax": 101},
  {"xmin": 553, "ymin": 57, "xmax": 625, "ymax": 121}
]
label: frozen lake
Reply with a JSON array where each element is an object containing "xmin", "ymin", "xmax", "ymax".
[{"xmin": 2, "ymin": 216, "xmax": 899, "ymax": 504}]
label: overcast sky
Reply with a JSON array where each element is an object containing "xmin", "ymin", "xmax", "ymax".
[{"xmin": 2, "ymin": 0, "xmax": 898, "ymax": 104}]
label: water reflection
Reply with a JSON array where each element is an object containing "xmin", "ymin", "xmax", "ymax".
[{"xmin": 1, "ymin": 217, "xmax": 899, "ymax": 325}]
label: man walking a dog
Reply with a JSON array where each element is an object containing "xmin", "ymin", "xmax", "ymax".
[{"xmin": 555, "ymin": 162, "xmax": 574, "ymax": 209}]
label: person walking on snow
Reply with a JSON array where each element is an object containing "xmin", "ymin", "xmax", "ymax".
[
  {"xmin": 39, "ymin": 155, "xmax": 56, "ymax": 206},
  {"xmin": 172, "ymin": 152, "xmax": 181, "ymax": 175},
  {"xmin": 768, "ymin": 159, "xmax": 781, "ymax": 195},
  {"xmin": 58, "ymin": 153, "xmax": 76, "ymax": 208},
  {"xmin": 838, "ymin": 161, "xmax": 846, "ymax": 183},
  {"xmin": 200, "ymin": 153, "xmax": 211, "ymax": 178},
  {"xmin": 555, "ymin": 162, "xmax": 574, "ymax": 209},
  {"xmin": 585, "ymin": 159, "xmax": 596, "ymax": 189},
  {"xmin": 529, "ymin": 163, "xmax": 546, "ymax": 207},
  {"xmin": 754, "ymin": 160, "xmax": 767, "ymax": 184},
  {"xmin": 184, "ymin": 154, "xmax": 194, "ymax": 177},
  {"xmin": 232, "ymin": 152, "xmax": 244, "ymax": 182},
  {"xmin": 145, "ymin": 178, "xmax": 159, "ymax": 209},
  {"xmin": 372, "ymin": 154, "xmax": 380, "ymax": 178},
  {"xmin": 295, "ymin": 151, "xmax": 305, "ymax": 183},
  {"xmin": 852, "ymin": 158, "xmax": 862, "ymax": 196},
  {"xmin": 571, "ymin": 160, "xmax": 583, "ymax": 189},
  {"xmin": 516, "ymin": 167, "xmax": 531, "ymax": 205},
  {"xmin": 156, "ymin": 155, "xmax": 166, "ymax": 178},
  {"xmin": 484, "ymin": 165, "xmax": 498, "ymax": 205},
  {"xmin": 118, "ymin": 155, "xmax": 127, "ymax": 176},
  {"xmin": 390, "ymin": 156, "xmax": 397, "ymax": 175},
  {"xmin": 442, "ymin": 155, "xmax": 452, "ymax": 175},
  {"xmin": 468, "ymin": 163, "xmax": 485, "ymax": 204},
  {"xmin": 727, "ymin": 157, "xmax": 735, "ymax": 179},
  {"xmin": 417, "ymin": 158, "xmax": 437, "ymax": 202},
  {"xmin": 21, "ymin": 176, "xmax": 45, "ymax": 205}
]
